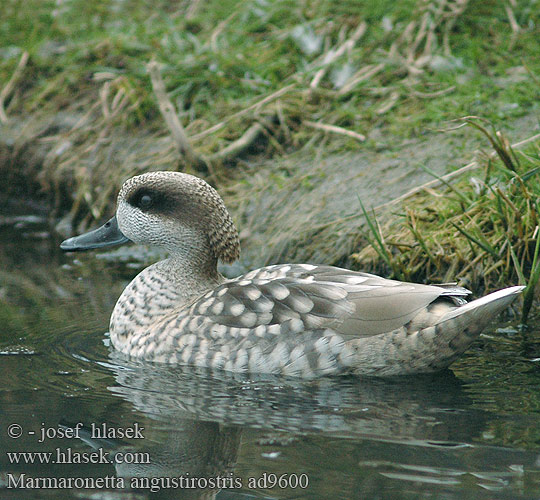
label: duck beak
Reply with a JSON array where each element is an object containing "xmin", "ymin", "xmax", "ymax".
[{"xmin": 60, "ymin": 216, "xmax": 131, "ymax": 252}]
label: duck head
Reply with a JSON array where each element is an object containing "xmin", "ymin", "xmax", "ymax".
[{"xmin": 60, "ymin": 171, "xmax": 240, "ymax": 265}]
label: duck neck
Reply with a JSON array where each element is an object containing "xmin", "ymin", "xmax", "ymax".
[
  {"xmin": 109, "ymin": 250, "xmax": 224, "ymax": 349},
  {"xmin": 156, "ymin": 251, "xmax": 224, "ymax": 301}
]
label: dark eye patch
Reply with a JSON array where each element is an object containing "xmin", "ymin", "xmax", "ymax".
[{"xmin": 127, "ymin": 188, "xmax": 167, "ymax": 212}]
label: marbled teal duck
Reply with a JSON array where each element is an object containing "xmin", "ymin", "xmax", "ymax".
[{"xmin": 61, "ymin": 171, "xmax": 524, "ymax": 377}]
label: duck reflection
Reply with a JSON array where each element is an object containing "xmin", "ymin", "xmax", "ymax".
[
  {"xmin": 54, "ymin": 355, "xmax": 491, "ymax": 498},
  {"xmin": 62, "ymin": 418, "xmax": 241, "ymax": 500},
  {"xmin": 107, "ymin": 353, "xmax": 484, "ymax": 443}
]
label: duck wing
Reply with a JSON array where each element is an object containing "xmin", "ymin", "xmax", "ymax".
[{"xmin": 187, "ymin": 264, "xmax": 471, "ymax": 340}]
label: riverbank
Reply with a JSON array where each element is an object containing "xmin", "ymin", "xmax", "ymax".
[{"xmin": 1, "ymin": 0, "xmax": 539, "ymax": 315}]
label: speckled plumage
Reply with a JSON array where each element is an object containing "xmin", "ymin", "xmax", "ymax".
[{"xmin": 63, "ymin": 171, "xmax": 524, "ymax": 377}]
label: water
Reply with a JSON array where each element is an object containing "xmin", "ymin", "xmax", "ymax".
[{"xmin": 1, "ymin": 211, "xmax": 540, "ymax": 499}]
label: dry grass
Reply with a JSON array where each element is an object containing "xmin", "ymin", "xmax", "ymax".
[
  {"xmin": 353, "ymin": 119, "xmax": 540, "ymax": 321},
  {"xmin": 1, "ymin": 0, "xmax": 537, "ymax": 232},
  {"xmin": 1, "ymin": 0, "xmax": 539, "ymax": 319}
]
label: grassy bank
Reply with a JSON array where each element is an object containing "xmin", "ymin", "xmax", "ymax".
[
  {"xmin": 354, "ymin": 120, "xmax": 540, "ymax": 321},
  {"xmin": 1, "ymin": 0, "xmax": 539, "ymax": 315},
  {"xmin": 1, "ymin": 1, "xmax": 538, "ymax": 204}
]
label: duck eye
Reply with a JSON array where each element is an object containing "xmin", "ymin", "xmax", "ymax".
[{"xmin": 138, "ymin": 194, "xmax": 153, "ymax": 210}]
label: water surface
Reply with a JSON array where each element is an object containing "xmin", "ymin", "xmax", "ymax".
[{"xmin": 1, "ymin": 211, "xmax": 540, "ymax": 499}]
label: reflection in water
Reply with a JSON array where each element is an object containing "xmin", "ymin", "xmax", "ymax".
[
  {"xmin": 62, "ymin": 419, "xmax": 241, "ymax": 500},
  {"xmin": 58, "ymin": 358, "xmax": 536, "ymax": 499},
  {"xmin": 108, "ymin": 356, "xmax": 483, "ymax": 443},
  {"xmin": 58, "ymin": 361, "xmax": 477, "ymax": 499}
]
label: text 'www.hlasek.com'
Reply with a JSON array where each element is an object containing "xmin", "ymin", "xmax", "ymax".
[{"xmin": 5, "ymin": 422, "xmax": 309, "ymax": 493}]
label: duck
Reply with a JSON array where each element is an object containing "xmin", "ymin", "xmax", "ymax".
[{"xmin": 61, "ymin": 171, "xmax": 524, "ymax": 377}]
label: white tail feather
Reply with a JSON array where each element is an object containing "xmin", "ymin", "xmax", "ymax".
[{"xmin": 441, "ymin": 285, "xmax": 525, "ymax": 323}]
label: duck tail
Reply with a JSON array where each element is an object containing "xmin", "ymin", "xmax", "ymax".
[
  {"xmin": 419, "ymin": 285, "xmax": 525, "ymax": 370},
  {"xmin": 439, "ymin": 285, "xmax": 525, "ymax": 326},
  {"xmin": 347, "ymin": 286, "xmax": 524, "ymax": 376}
]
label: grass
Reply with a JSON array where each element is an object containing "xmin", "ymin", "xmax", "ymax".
[
  {"xmin": 0, "ymin": 0, "xmax": 539, "ymax": 318},
  {"xmin": 353, "ymin": 119, "xmax": 540, "ymax": 322},
  {"xmin": 0, "ymin": 0, "xmax": 539, "ymax": 223}
]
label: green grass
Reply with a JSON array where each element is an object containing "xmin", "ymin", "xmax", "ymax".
[
  {"xmin": 1, "ymin": 0, "xmax": 539, "ymax": 315},
  {"xmin": 2, "ymin": 0, "xmax": 538, "ymax": 228},
  {"xmin": 354, "ymin": 119, "xmax": 540, "ymax": 321},
  {"xmin": 1, "ymin": 0, "xmax": 539, "ymax": 154}
]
